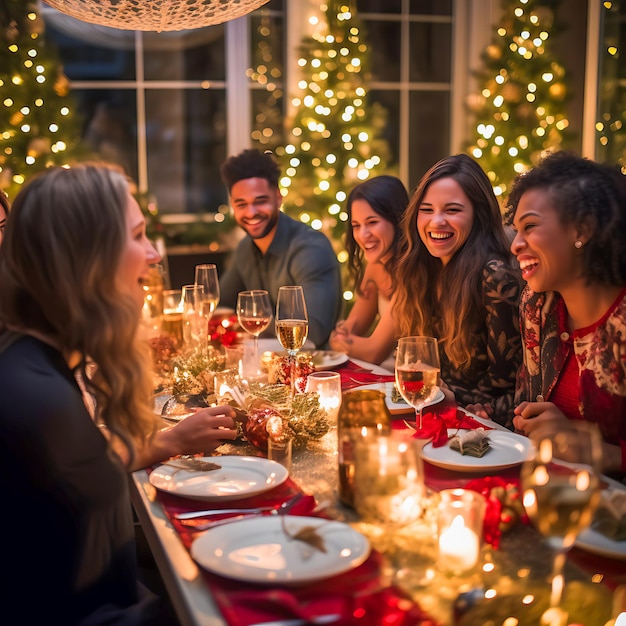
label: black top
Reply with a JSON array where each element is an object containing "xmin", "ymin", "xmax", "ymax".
[{"xmin": 0, "ymin": 334, "xmax": 158, "ymax": 624}]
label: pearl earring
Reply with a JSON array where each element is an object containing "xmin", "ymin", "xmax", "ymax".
[{"xmin": 574, "ymin": 240, "xmax": 583, "ymax": 249}]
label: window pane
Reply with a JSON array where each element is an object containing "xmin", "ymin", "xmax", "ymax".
[
  {"xmin": 78, "ymin": 89, "xmax": 138, "ymax": 181},
  {"xmin": 362, "ymin": 20, "xmax": 401, "ymax": 82},
  {"xmin": 143, "ymin": 27, "xmax": 226, "ymax": 81},
  {"xmin": 409, "ymin": 0, "xmax": 452, "ymax": 15},
  {"xmin": 368, "ymin": 90, "xmax": 400, "ymax": 174},
  {"xmin": 358, "ymin": 0, "xmax": 403, "ymax": 13},
  {"xmin": 249, "ymin": 5, "xmax": 285, "ymax": 151},
  {"xmin": 409, "ymin": 91, "xmax": 450, "ymax": 185},
  {"xmin": 409, "ymin": 22, "xmax": 451, "ymax": 82},
  {"xmin": 251, "ymin": 89, "xmax": 285, "ymax": 149},
  {"xmin": 597, "ymin": 2, "xmax": 626, "ymax": 165},
  {"xmin": 44, "ymin": 14, "xmax": 136, "ymax": 81},
  {"xmin": 145, "ymin": 89, "xmax": 228, "ymax": 214}
]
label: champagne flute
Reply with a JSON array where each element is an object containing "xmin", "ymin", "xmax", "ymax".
[
  {"xmin": 395, "ymin": 336, "xmax": 441, "ymax": 430},
  {"xmin": 194, "ymin": 263, "xmax": 220, "ymax": 321},
  {"xmin": 520, "ymin": 421, "xmax": 602, "ymax": 624},
  {"xmin": 236, "ymin": 290, "xmax": 273, "ymax": 375},
  {"xmin": 275, "ymin": 286, "xmax": 308, "ymax": 397},
  {"xmin": 181, "ymin": 284, "xmax": 205, "ymax": 352}
]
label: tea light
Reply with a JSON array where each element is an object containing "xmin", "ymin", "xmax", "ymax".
[
  {"xmin": 438, "ymin": 514, "xmax": 479, "ymax": 572},
  {"xmin": 305, "ymin": 372, "xmax": 342, "ymax": 421},
  {"xmin": 437, "ymin": 488, "xmax": 485, "ymax": 574}
]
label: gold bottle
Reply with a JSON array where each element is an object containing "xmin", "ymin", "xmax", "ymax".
[{"xmin": 337, "ymin": 388, "xmax": 392, "ymax": 507}]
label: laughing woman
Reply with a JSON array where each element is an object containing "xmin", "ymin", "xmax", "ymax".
[
  {"xmin": 507, "ymin": 152, "xmax": 626, "ymax": 477},
  {"xmin": 329, "ymin": 175, "xmax": 409, "ymax": 365},
  {"xmin": 394, "ymin": 154, "xmax": 522, "ymax": 426}
]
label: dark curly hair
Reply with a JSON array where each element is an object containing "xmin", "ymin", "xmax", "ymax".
[
  {"xmin": 344, "ymin": 175, "xmax": 409, "ymax": 293},
  {"xmin": 505, "ymin": 151, "xmax": 626, "ymax": 286},
  {"xmin": 220, "ymin": 149, "xmax": 281, "ymax": 191}
]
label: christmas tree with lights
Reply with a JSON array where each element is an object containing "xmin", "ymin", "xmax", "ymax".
[
  {"xmin": 596, "ymin": 1, "xmax": 625, "ymax": 168},
  {"xmin": 466, "ymin": 0, "xmax": 572, "ymax": 200},
  {"xmin": 0, "ymin": 0, "xmax": 83, "ymax": 200},
  {"xmin": 274, "ymin": 0, "xmax": 390, "ymax": 241}
]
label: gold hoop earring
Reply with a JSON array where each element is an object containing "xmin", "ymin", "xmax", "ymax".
[{"xmin": 574, "ymin": 240, "xmax": 583, "ymax": 249}]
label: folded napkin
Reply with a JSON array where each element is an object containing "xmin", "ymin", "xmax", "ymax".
[
  {"xmin": 208, "ymin": 550, "xmax": 439, "ymax": 626},
  {"xmin": 337, "ymin": 360, "xmax": 395, "ymax": 391},
  {"xmin": 408, "ymin": 405, "xmax": 493, "ymax": 447}
]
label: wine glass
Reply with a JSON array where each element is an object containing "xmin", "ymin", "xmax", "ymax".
[
  {"xmin": 520, "ymin": 421, "xmax": 602, "ymax": 624},
  {"xmin": 194, "ymin": 263, "xmax": 220, "ymax": 322},
  {"xmin": 181, "ymin": 284, "xmax": 205, "ymax": 351},
  {"xmin": 275, "ymin": 286, "xmax": 308, "ymax": 397},
  {"xmin": 395, "ymin": 336, "xmax": 441, "ymax": 430},
  {"xmin": 236, "ymin": 290, "xmax": 273, "ymax": 374}
]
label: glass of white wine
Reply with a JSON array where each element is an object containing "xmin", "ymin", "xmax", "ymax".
[
  {"xmin": 236, "ymin": 290, "xmax": 273, "ymax": 375},
  {"xmin": 395, "ymin": 336, "xmax": 441, "ymax": 431},
  {"xmin": 520, "ymin": 421, "xmax": 602, "ymax": 624},
  {"xmin": 275, "ymin": 285, "xmax": 308, "ymax": 398}
]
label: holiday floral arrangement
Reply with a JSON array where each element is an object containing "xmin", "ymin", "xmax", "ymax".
[
  {"xmin": 150, "ymin": 334, "xmax": 329, "ymax": 450},
  {"xmin": 231, "ymin": 382, "xmax": 330, "ymax": 451}
]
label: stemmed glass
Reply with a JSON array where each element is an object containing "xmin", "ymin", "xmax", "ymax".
[
  {"xmin": 520, "ymin": 421, "xmax": 602, "ymax": 624},
  {"xmin": 194, "ymin": 263, "xmax": 220, "ymax": 320},
  {"xmin": 395, "ymin": 336, "xmax": 441, "ymax": 430},
  {"xmin": 181, "ymin": 284, "xmax": 205, "ymax": 352},
  {"xmin": 275, "ymin": 286, "xmax": 308, "ymax": 397},
  {"xmin": 237, "ymin": 290, "xmax": 273, "ymax": 374}
]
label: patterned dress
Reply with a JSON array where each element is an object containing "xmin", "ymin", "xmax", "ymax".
[
  {"xmin": 439, "ymin": 259, "xmax": 522, "ymax": 426},
  {"xmin": 514, "ymin": 286, "xmax": 626, "ymax": 473}
]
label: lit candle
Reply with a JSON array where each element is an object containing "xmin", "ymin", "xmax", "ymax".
[{"xmin": 438, "ymin": 514, "xmax": 480, "ymax": 573}]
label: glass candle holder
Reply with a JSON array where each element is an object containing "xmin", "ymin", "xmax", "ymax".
[
  {"xmin": 437, "ymin": 488, "xmax": 486, "ymax": 574},
  {"xmin": 305, "ymin": 371, "xmax": 342, "ymax": 422},
  {"xmin": 353, "ymin": 430, "xmax": 424, "ymax": 527}
]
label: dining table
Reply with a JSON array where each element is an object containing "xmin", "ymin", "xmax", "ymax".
[{"xmin": 133, "ymin": 350, "xmax": 626, "ymax": 626}]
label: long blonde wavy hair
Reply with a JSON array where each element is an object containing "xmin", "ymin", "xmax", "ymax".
[
  {"xmin": 0, "ymin": 163, "xmax": 158, "ymax": 461},
  {"xmin": 395, "ymin": 154, "xmax": 513, "ymax": 369}
]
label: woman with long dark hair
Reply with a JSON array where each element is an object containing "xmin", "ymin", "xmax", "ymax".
[{"xmin": 394, "ymin": 154, "xmax": 522, "ymax": 425}]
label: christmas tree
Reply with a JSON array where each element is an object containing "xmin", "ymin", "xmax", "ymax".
[
  {"xmin": 596, "ymin": 0, "xmax": 625, "ymax": 168},
  {"xmin": 465, "ymin": 0, "xmax": 572, "ymax": 199},
  {"xmin": 0, "ymin": 0, "xmax": 83, "ymax": 200},
  {"xmin": 274, "ymin": 0, "xmax": 391, "ymax": 241}
]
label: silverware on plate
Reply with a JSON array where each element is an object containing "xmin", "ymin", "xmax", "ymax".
[
  {"xmin": 175, "ymin": 492, "xmax": 304, "ymax": 521},
  {"xmin": 248, "ymin": 614, "xmax": 340, "ymax": 626}
]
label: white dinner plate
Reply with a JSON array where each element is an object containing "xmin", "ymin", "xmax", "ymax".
[
  {"xmin": 191, "ymin": 515, "xmax": 370, "ymax": 584},
  {"xmin": 576, "ymin": 527, "xmax": 626, "ymax": 560},
  {"xmin": 421, "ymin": 429, "xmax": 532, "ymax": 472},
  {"xmin": 149, "ymin": 455, "xmax": 289, "ymax": 501},
  {"xmin": 311, "ymin": 350, "xmax": 349, "ymax": 371},
  {"xmin": 355, "ymin": 383, "xmax": 444, "ymax": 416}
]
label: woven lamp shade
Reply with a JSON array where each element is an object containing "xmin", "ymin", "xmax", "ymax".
[{"xmin": 44, "ymin": 0, "xmax": 271, "ymax": 32}]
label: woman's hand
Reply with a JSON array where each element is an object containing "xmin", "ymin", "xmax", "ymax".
[
  {"xmin": 127, "ymin": 404, "xmax": 241, "ymax": 471},
  {"xmin": 166, "ymin": 405, "xmax": 241, "ymax": 456},
  {"xmin": 329, "ymin": 327, "xmax": 353, "ymax": 352},
  {"xmin": 464, "ymin": 402, "xmax": 493, "ymax": 421},
  {"xmin": 512, "ymin": 401, "xmax": 570, "ymax": 436}
]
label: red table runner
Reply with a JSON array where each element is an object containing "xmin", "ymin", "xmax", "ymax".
[{"xmin": 153, "ymin": 476, "xmax": 441, "ymax": 626}]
